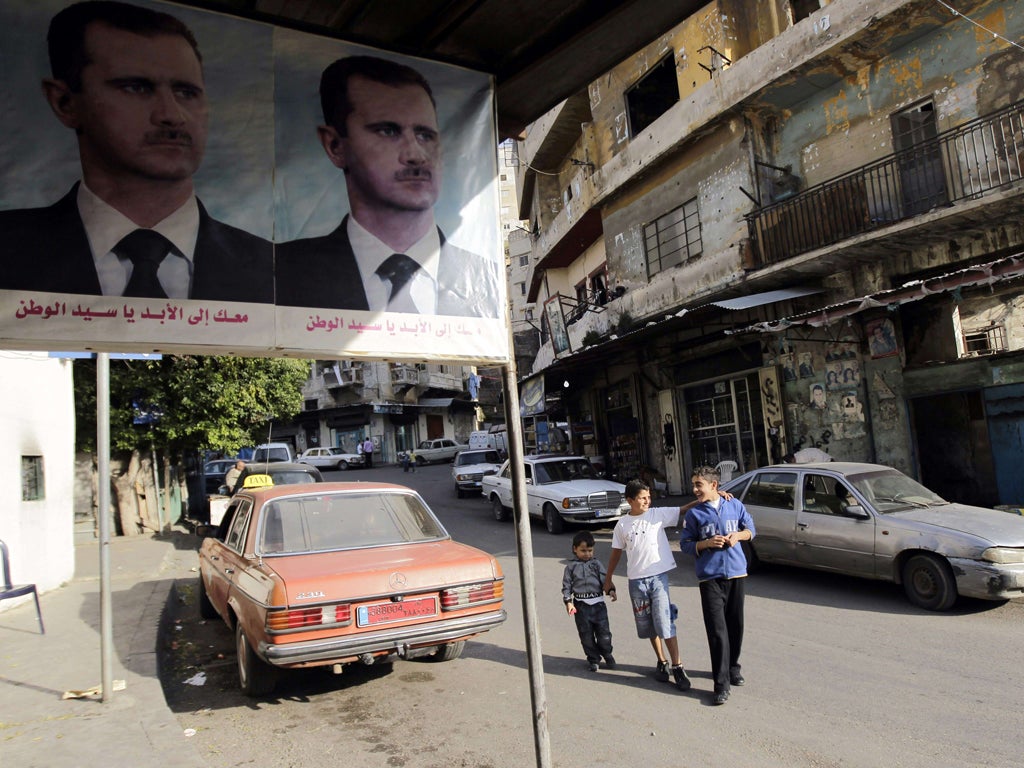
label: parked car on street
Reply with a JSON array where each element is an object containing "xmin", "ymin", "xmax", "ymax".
[
  {"xmin": 297, "ymin": 446, "xmax": 365, "ymax": 471},
  {"xmin": 205, "ymin": 462, "xmax": 323, "ymax": 525},
  {"xmin": 203, "ymin": 459, "xmax": 237, "ymax": 495},
  {"xmin": 722, "ymin": 461, "xmax": 1024, "ymax": 610},
  {"xmin": 482, "ymin": 455, "xmax": 629, "ymax": 534},
  {"xmin": 197, "ymin": 481, "xmax": 507, "ymax": 696},
  {"xmin": 401, "ymin": 438, "xmax": 469, "ymax": 466},
  {"xmin": 451, "ymin": 449, "xmax": 503, "ymax": 497},
  {"xmin": 253, "ymin": 442, "xmax": 294, "ymax": 463}
]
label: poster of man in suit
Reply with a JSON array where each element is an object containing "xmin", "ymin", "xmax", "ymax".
[
  {"xmin": 0, "ymin": 0, "xmax": 508, "ymax": 363},
  {"xmin": 0, "ymin": 1, "xmax": 273, "ymax": 304}
]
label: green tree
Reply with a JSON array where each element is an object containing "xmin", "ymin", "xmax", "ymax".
[{"xmin": 74, "ymin": 355, "xmax": 311, "ymax": 534}]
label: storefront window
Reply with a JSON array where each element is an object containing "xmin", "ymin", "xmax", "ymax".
[
  {"xmin": 605, "ymin": 380, "xmax": 641, "ymax": 482},
  {"xmin": 683, "ymin": 375, "xmax": 764, "ymax": 474}
]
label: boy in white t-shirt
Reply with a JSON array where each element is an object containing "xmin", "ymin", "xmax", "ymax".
[{"xmin": 603, "ymin": 480, "xmax": 693, "ymax": 691}]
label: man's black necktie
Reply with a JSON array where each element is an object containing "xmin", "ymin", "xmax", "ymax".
[
  {"xmin": 375, "ymin": 253, "xmax": 420, "ymax": 310},
  {"xmin": 115, "ymin": 229, "xmax": 171, "ymax": 298}
]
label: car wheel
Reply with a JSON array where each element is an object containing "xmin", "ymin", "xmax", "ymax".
[
  {"xmin": 902, "ymin": 553, "xmax": 957, "ymax": 611},
  {"xmin": 337, "ymin": 460, "xmax": 349, "ymax": 470},
  {"xmin": 416, "ymin": 455, "xmax": 427, "ymax": 467},
  {"xmin": 236, "ymin": 623, "xmax": 277, "ymax": 696},
  {"xmin": 197, "ymin": 575, "xmax": 217, "ymax": 619},
  {"xmin": 491, "ymin": 495, "xmax": 510, "ymax": 522},
  {"xmin": 543, "ymin": 503, "xmax": 564, "ymax": 534},
  {"xmin": 456, "ymin": 485, "xmax": 466, "ymax": 499},
  {"xmin": 429, "ymin": 640, "xmax": 465, "ymax": 662}
]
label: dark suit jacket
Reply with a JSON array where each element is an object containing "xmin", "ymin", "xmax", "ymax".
[
  {"xmin": 0, "ymin": 184, "xmax": 274, "ymax": 303},
  {"xmin": 275, "ymin": 215, "xmax": 501, "ymax": 318}
]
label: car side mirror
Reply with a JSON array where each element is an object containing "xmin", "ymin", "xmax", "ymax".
[{"xmin": 843, "ymin": 504, "xmax": 870, "ymax": 520}]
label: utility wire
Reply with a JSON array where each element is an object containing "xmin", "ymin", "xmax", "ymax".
[{"xmin": 936, "ymin": 0, "xmax": 1024, "ymax": 52}]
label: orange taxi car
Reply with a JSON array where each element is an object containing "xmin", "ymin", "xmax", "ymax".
[{"xmin": 197, "ymin": 479, "xmax": 506, "ymax": 696}]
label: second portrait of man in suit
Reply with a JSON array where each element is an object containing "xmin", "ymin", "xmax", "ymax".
[{"xmin": 274, "ymin": 55, "xmax": 500, "ymax": 318}]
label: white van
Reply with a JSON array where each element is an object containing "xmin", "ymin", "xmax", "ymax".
[
  {"xmin": 252, "ymin": 442, "xmax": 293, "ymax": 463},
  {"xmin": 468, "ymin": 427, "xmax": 508, "ymax": 456}
]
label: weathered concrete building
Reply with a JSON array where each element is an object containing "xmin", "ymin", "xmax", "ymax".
[
  {"xmin": 516, "ymin": 0, "xmax": 1024, "ymax": 506},
  {"xmin": 278, "ymin": 361, "xmax": 481, "ymax": 464}
]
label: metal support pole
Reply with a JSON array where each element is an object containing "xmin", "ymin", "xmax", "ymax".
[
  {"xmin": 500, "ymin": 362, "xmax": 551, "ymax": 768},
  {"xmin": 97, "ymin": 353, "xmax": 114, "ymax": 702}
]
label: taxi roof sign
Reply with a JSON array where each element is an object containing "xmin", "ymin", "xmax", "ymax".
[{"xmin": 241, "ymin": 474, "xmax": 274, "ymax": 489}]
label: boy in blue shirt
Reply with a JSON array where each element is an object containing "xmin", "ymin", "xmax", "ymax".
[{"xmin": 680, "ymin": 465, "xmax": 756, "ymax": 705}]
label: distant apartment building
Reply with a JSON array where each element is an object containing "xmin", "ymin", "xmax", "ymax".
[
  {"xmin": 278, "ymin": 361, "xmax": 481, "ymax": 464},
  {"xmin": 515, "ymin": 0, "xmax": 1024, "ymax": 505}
]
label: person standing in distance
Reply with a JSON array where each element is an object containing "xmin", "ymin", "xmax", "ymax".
[
  {"xmin": 679, "ymin": 465, "xmax": 756, "ymax": 705},
  {"xmin": 224, "ymin": 460, "xmax": 245, "ymax": 494},
  {"xmin": 275, "ymin": 55, "xmax": 499, "ymax": 317},
  {"xmin": 361, "ymin": 436, "xmax": 374, "ymax": 469},
  {"xmin": 0, "ymin": 1, "xmax": 272, "ymax": 302}
]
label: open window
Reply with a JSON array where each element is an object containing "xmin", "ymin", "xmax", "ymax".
[
  {"xmin": 626, "ymin": 56, "xmax": 679, "ymax": 136},
  {"xmin": 790, "ymin": 0, "xmax": 821, "ymax": 23}
]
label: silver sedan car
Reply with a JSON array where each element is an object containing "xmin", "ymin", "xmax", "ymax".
[{"xmin": 723, "ymin": 462, "xmax": 1024, "ymax": 610}]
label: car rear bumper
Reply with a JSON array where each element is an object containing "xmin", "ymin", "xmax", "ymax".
[
  {"xmin": 259, "ymin": 608, "xmax": 507, "ymax": 667},
  {"xmin": 951, "ymin": 558, "xmax": 1024, "ymax": 601}
]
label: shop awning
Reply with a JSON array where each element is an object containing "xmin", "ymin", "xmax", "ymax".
[
  {"xmin": 530, "ymin": 286, "xmax": 823, "ymax": 377},
  {"xmin": 417, "ymin": 398, "xmax": 455, "ymax": 408},
  {"xmin": 696, "ymin": 286, "xmax": 824, "ymax": 312},
  {"xmin": 731, "ymin": 252, "xmax": 1024, "ymax": 333}
]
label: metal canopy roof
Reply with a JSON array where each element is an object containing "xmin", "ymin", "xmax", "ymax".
[{"xmin": 175, "ymin": 0, "xmax": 704, "ymax": 138}]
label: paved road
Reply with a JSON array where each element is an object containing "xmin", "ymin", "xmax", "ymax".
[{"xmin": 163, "ymin": 462, "xmax": 1024, "ymax": 768}]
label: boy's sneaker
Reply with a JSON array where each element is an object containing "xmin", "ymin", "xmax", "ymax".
[
  {"xmin": 655, "ymin": 660, "xmax": 670, "ymax": 682},
  {"xmin": 671, "ymin": 665, "xmax": 692, "ymax": 691},
  {"xmin": 587, "ymin": 662, "xmax": 599, "ymax": 672},
  {"xmin": 604, "ymin": 655, "xmax": 617, "ymax": 670}
]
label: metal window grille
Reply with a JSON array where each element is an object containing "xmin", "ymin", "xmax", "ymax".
[
  {"xmin": 644, "ymin": 198, "xmax": 702, "ymax": 278},
  {"xmin": 21, "ymin": 456, "xmax": 44, "ymax": 501},
  {"xmin": 962, "ymin": 324, "xmax": 1007, "ymax": 357}
]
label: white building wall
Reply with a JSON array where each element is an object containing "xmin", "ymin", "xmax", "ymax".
[{"xmin": 0, "ymin": 352, "xmax": 75, "ymax": 610}]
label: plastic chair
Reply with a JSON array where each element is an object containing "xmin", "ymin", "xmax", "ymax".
[
  {"xmin": 0, "ymin": 539, "xmax": 45, "ymax": 633},
  {"xmin": 715, "ymin": 460, "xmax": 738, "ymax": 483}
]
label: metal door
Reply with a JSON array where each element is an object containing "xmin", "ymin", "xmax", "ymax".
[{"xmin": 985, "ymin": 384, "xmax": 1024, "ymax": 506}]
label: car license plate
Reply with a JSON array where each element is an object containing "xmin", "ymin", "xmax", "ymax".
[
  {"xmin": 594, "ymin": 509, "xmax": 615, "ymax": 517},
  {"xmin": 357, "ymin": 596, "xmax": 437, "ymax": 627}
]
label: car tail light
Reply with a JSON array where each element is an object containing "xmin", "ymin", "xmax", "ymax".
[
  {"xmin": 440, "ymin": 580, "xmax": 504, "ymax": 610},
  {"xmin": 267, "ymin": 603, "xmax": 352, "ymax": 632}
]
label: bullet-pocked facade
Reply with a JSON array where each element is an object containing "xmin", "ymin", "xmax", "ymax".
[{"xmin": 516, "ymin": 0, "xmax": 1024, "ymax": 506}]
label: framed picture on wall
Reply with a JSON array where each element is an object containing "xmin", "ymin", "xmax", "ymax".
[
  {"xmin": 866, "ymin": 317, "xmax": 898, "ymax": 358},
  {"xmin": 544, "ymin": 295, "xmax": 571, "ymax": 358}
]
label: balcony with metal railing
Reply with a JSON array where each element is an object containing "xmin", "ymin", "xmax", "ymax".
[
  {"xmin": 390, "ymin": 364, "xmax": 419, "ymax": 386},
  {"xmin": 746, "ymin": 99, "xmax": 1024, "ymax": 267},
  {"xmin": 320, "ymin": 362, "xmax": 364, "ymax": 389}
]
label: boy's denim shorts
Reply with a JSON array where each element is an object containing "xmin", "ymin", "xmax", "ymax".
[{"xmin": 627, "ymin": 572, "xmax": 676, "ymax": 640}]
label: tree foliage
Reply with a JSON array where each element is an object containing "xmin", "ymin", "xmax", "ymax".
[{"xmin": 74, "ymin": 355, "xmax": 311, "ymax": 454}]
